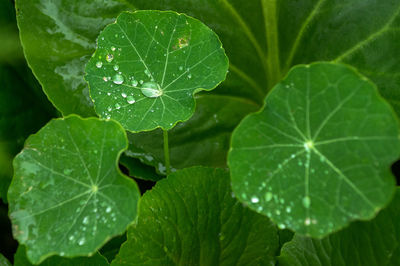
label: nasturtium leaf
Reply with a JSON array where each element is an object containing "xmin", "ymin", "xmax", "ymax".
[
  {"xmin": 278, "ymin": 188, "xmax": 400, "ymax": 266},
  {"xmin": 0, "ymin": 253, "xmax": 11, "ymax": 266},
  {"xmin": 228, "ymin": 62, "xmax": 400, "ymax": 238},
  {"xmin": 126, "ymin": 94, "xmax": 258, "ymax": 175},
  {"xmin": 85, "ymin": 11, "xmax": 229, "ymax": 132},
  {"xmin": 112, "ymin": 167, "xmax": 279, "ymax": 266},
  {"xmin": 8, "ymin": 115, "xmax": 140, "ymax": 264},
  {"xmin": 15, "ymin": 0, "xmax": 131, "ymax": 116},
  {"xmin": 14, "ymin": 245, "xmax": 109, "ymax": 266},
  {"xmin": 119, "ymin": 155, "xmax": 163, "ymax": 182}
]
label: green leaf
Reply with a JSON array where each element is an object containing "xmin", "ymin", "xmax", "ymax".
[
  {"xmin": 15, "ymin": 0, "xmax": 131, "ymax": 116},
  {"xmin": 8, "ymin": 115, "xmax": 140, "ymax": 264},
  {"xmin": 119, "ymin": 155, "xmax": 163, "ymax": 182},
  {"xmin": 0, "ymin": 253, "xmax": 11, "ymax": 266},
  {"xmin": 112, "ymin": 167, "xmax": 279, "ymax": 266},
  {"xmin": 276, "ymin": 0, "xmax": 400, "ymax": 115},
  {"xmin": 14, "ymin": 245, "xmax": 109, "ymax": 266},
  {"xmin": 85, "ymin": 10, "xmax": 229, "ymax": 132},
  {"xmin": 99, "ymin": 234, "xmax": 127, "ymax": 263},
  {"xmin": 228, "ymin": 62, "xmax": 400, "ymax": 238},
  {"xmin": 278, "ymin": 188, "xmax": 400, "ymax": 266},
  {"xmin": 126, "ymin": 94, "xmax": 258, "ymax": 174},
  {"xmin": 126, "ymin": 0, "xmax": 268, "ymax": 104}
]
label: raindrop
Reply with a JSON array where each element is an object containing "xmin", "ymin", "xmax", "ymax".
[
  {"xmin": 115, "ymin": 103, "xmax": 121, "ymax": 110},
  {"xmin": 106, "ymin": 206, "xmax": 112, "ymax": 213},
  {"xmin": 187, "ymin": 74, "xmax": 192, "ymax": 79},
  {"xmin": 144, "ymin": 69, "xmax": 151, "ymax": 77},
  {"xmin": 251, "ymin": 196, "xmax": 259, "ymax": 203},
  {"xmin": 140, "ymin": 82, "xmax": 163, "ymax": 98},
  {"xmin": 302, "ymin": 196, "xmax": 311, "ymax": 208},
  {"xmin": 82, "ymin": 216, "xmax": 89, "ymax": 225},
  {"xmin": 127, "ymin": 96, "xmax": 136, "ymax": 104},
  {"xmin": 278, "ymin": 223, "xmax": 286, "ymax": 229},
  {"xmin": 265, "ymin": 192, "xmax": 273, "ymax": 202},
  {"xmin": 121, "ymin": 92, "xmax": 127, "ymax": 98},
  {"xmin": 106, "ymin": 54, "xmax": 114, "ymax": 62},
  {"xmin": 113, "ymin": 74, "xmax": 124, "ymax": 84},
  {"xmin": 103, "ymin": 77, "xmax": 108, "ymax": 82},
  {"xmin": 78, "ymin": 238, "xmax": 85, "ymax": 246},
  {"xmin": 139, "ymin": 80, "xmax": 144, "ymax": 84},
  {"xmin": 68, "ymin": 235, "xmax": 75, "ymax": 241},
  {"xmin": 132, "ymin": 80, "xmax": 138, "ymax": 87},
  {"xmin": 111, "ymin": 46, "xmax": 116, "ymax": 51},
  {"xmin": 96, "ymin": 61, "xmax": 102, "ymax": 68},
  {"xmin": 113, "ymin": 65, "xmax": 119, "ymax": 71},
  {"xmin": 286, "ymin": 206, "xmax": 291, "ymax": 213},
  {"xmin": 304, "ymin": 217, "xmax": 311, "ymax": 226},
  {"xmin": 63, "ymin": 169, "xmax": 72, "ymax": 175},
  {"xmin": 107, "ymin": 107, "xmax": 112, "ymax": 112},
  {"xmin": 179, "ymin": 66, "xmax": 183, "ymax": 71}
]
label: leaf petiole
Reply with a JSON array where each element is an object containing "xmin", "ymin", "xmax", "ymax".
[{"xmin": 163, "ymin": 129, "xmax": 171, "ymax": 175}]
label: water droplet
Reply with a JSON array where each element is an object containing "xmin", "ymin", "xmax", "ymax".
[
  {"xmin": 304, "ymin": 217, "xmax": 311, "ymax": 226},
  {"xmin": 106, "ymin": 54, "xmax": 114, "ymax": 62},
  {"xmin": 113, "ymin": 74, "xmax": 124, "ymax": 84},
  {"xmin": 179, "ymin": 66, "xmax": 183, "ymax": 71},
  {"xmin": 103, "ymin": 77, "xmax": 108, "ymax": 82},
  {"xmin": 275, "ymin": 210, "xmax": 281, "ymax": 215},
  {"xmin": 139, "ymin": 80, "xmax": 144, "ymax": 84},
  {"xmin": 187, "ymin": 74, "xmax": 192, "ymax": 79},
  {"xmin": 265, "ymin": 192, "xmax": 273, "ymax": 202},
  {"xmin": 63, "ymin": 169, "xmax": 72, "ymax": 175},
  {"xmin": 251, "ymin": 196, "xmax": 259, "ymax": 203},
  {"xmin": 278, "ymin": 223, "xmax": 286, "ymax": 229},
  {"xmin": 127, "ymin": 96, "xmax": 136, "ymax": 104},
  {"xmin": 111, "ymin": 46, "xmax": 116, "ymax": 51},
  {"xmin": 140, "ymin": 82, "xmax": 163, "ymax": 98},
  {"xmin": 113, "ymin": 65, "xmax": 119, "ymax": 71},
  {"xmin": 286, "ymin": 206, "xmax": 291, "ymax": 213},
  {"xmin": 106, "ymin": 206, "xmax": 112, "ymax": 213},
  {"xmin": 121, "ymin": 92, "xmax": 127, "ymax": 98},
  {"xmin": 144, "ymin": 69, "xmax": 151, "ymax": 77},
  {"xmin": 132, "ymin": 80, "xmax": 138, "ymax": 87},
  {"xmin": 78, "ymin": 238, "xmax": 85, "ymax": 246},
  {"xmin": 107, "ymin": 106, "xmax": 112, "ymax": 112},
  {"xmin": 302, "ymin": 196, "xmax": 311, "ymax": 208},
  {"xmin": 96, "ymin": 61, "xmax": 102, "ymax": 68},
  {"xmin": 115, "ymin": 103, "xmax": 121, "ymax": 110},
  {"xmin": 82, "ymin": 216, "xmax": 89, "ymax": 225},
  {"xmin": 69, "ymin": 235, "xmax": 75, "ymax": 241},
  {"xmin": 304, "ymin": 141, "xmax": 313, "ymax": 151}
]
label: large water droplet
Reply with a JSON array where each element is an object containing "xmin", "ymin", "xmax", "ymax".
[
  {"xmin": 113, "ymin": 65, "xmax": 119, "ymax": 71},
  {"xmin": 106, "ymin": 54, "xmax": 114, "ymax": 62},
  {"xmin": 78, "ymin": 238, "xmax": 85, "ymax": 246},
  {"xmin": 132, "ymin": 80, "xmax": 138, "ymax": 87},
  {"xmin": 121, "ymin": 92, "xmax": 127, "ymax": 98},
  {"xmin": 113, "ymin": 74, "xmax": 124, "ymax": 84},
  {"xmin": 302, "ymin": 196, "xmax": 311, "ymax": 208},
  {"xmin": 111, "ymin": 46, "xmax": 116, "ymax": 51},
  {"xmin": 96, "ymin": 61, "xmax": 102, "ymax": 68},
  {"xmin": 251, "ymin": 196, "xmax": 259, "ymax": 203},
  {"xmin": 140, "ymin": 82, "xmax": 163, "ymax": 98},
  {"xmin": 127, "ymin": 96, "xmax": 136, "ymax": 104}
]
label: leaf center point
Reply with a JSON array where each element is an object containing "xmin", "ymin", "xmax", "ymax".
[{"xmin": 303, "ymin": 141, "xmax": 314, "ymax": 151}]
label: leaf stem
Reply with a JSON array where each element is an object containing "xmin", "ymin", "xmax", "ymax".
[
  {"xmin": 163, "ymin": 129, "xmax": 171, "ymax": 175},
  {"xmin": 262, "ymin": 0, "xmax": 281, "ymax": 89}
]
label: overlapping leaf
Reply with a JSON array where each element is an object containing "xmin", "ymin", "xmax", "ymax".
[
  {"xmin": 126, "ymin": 94, "xmax": 258, "ymax": 175},
  {"xmin": 112, "ymin": 167, "xmax": 278, "ymax": 266},
  {"xmin": 8, "ymin": 116, "xmax": 140, "ymax": 264},
  {"xmin": 228, "ymin": 62, "xmax": 400, "ymax": 238},
  {"xmin": 85, "ymin": 11, "xmax": 228, "ymax": 132},
  {"xmin": 278, "ymin": 188, "xmax": 400, "ymax": 266},
  {"xmin": 15, "ymin": 0, "xmax": 131, "ymax": 115}
]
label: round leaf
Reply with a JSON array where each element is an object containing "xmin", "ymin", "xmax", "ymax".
[
  {"xmin": 8, "ymin": 115, "xmax": 140, "ymax": 264},
  {"xmin": 228, "ymin": 62, "xmax": 400, "ymax": 238},
  {"xmin": 85, "ymin": 11, "xmax": 229, "ymax": 132},
  {"xmin": 112, "ymin": 167, "xmax": 278, "ymax": 266},
  {"xmin": 278, "ymin": 188, "xmax": 400, "ymax": 266}
]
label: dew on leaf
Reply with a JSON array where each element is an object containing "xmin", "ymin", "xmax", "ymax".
[
  {"xmin": 302, "ymin": 196, "xmax": 311, "ymax": 208},
  {"xmin": 78, "ymin": 238, "xmax": 85, "ymax": 246},
  {"xmin": 113, "ymin": 65, "xmax": 119, "ymax": 71},
  {"xmin": 121, "ymin": 92, "xmax": 127, "ymax": 98},
  {"xmin": 127, "ymin": 96, "xmax": 136, "ymax": 104},
  {"xmin": 132, "ymin": 80, "xmax": 138, "ymax": 87},
  {"xmin": 63, "ymin": 169, "xmax": 72, "ymax": 175},
  {"xmin": 115, "ymin": 103, "xmax": 121, "ymax": 110},
  {"xmin": 106, "ymin": 54, "xmax": 114, "ymax": 62},
  {"xmin": 265, "ymin": 192, "xmax": 273, "ymax": 202},
  {"xmin": 96, "ymin": 61, "xmax": 102, "ymax": 68},
  {"xmin": 82, "ymin": 216, "xmax": 89, "ymax": 225},
  {"xmin": 113, "ymin": 74, "xmax": 124, "ymax": 85},
  {"xmin": 141, "ymin": 82, "xmax": 163, "ymax": 98},
  {"xmin": 251, "ymin": 196, "xmax": 259, "ymax": 203},
  {"xmin": 111, "ymin": 46, "xmax": 116, "ymax": 51},
  {"xmin": 106, "ymin": 206, "xmax": 112, "ymax": 213}
]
